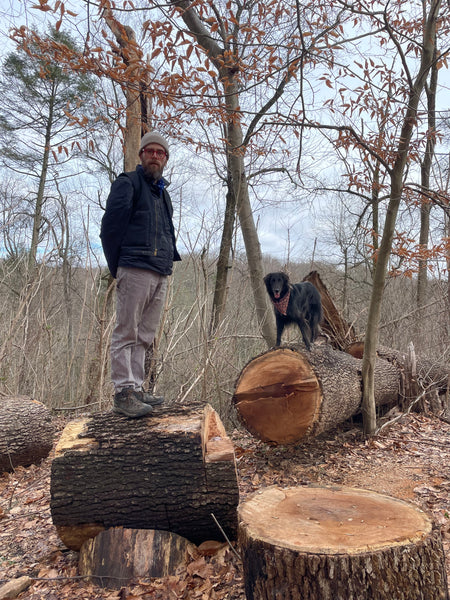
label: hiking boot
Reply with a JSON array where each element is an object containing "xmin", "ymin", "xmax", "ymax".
[
  {"xmin": 113, "ymin": 387, "xmax": 153, "ymax": 418},
  {"xmin": 138, "ymin": 390, "xmax": 164, "ymax": 406}
]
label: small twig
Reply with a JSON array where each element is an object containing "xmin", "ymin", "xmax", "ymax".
[{"xmin": 211, "ymin": 513, "xmax": 241, "ymax": 560}]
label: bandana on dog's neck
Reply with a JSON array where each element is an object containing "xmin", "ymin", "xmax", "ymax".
[{"xmin": 272, "ymin": 289, "xmax": 290, "ymax": 316}]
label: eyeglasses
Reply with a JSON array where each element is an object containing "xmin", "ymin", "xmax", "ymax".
[{"xmin": 140, "ymin": 148, "xmax": 167, "ymax": 159}]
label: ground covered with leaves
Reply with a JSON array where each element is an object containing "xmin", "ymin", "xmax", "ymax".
[{"xmin": 1, "ymin": 412, "xmax": 449, "ymax": 599}]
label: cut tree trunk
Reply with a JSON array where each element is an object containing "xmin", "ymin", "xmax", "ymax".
[
  {"xmin": 0, "ymin": 395, "xmax": 55, "ymax": 472},
  {"xmin": 347, "ymin": 341, "xmax": 450, "ymax": 416},
  {"xmin": 79, "ymin": 527, "xmax": 194, "ymax": 589},
  {"xmin": 238, "ymin": 485, "xmax": 449, "ymax": 600},
  {"xmin": 232, "ymin": 344, "xmax": 399, "ymax": 444},
  {"xmin": 51, "ymin": 403, "xmax": 238, "ymax": 550},
  {"xmin": 303, "ymin": 271, "xmax": 357, "ymax": 350}
]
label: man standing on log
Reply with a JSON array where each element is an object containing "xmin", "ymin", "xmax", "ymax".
[{"xmin": 100, "ymin": 132, "xmax": 181, "ymax": 418}]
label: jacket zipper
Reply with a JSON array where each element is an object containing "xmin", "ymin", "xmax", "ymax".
[{"xmin": 154, "ymin": 190, "xmax": 159, "ymax": 256}]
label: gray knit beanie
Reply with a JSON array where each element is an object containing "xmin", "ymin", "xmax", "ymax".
[{"xmin": 139, "ymin": 132, "xmax": 170, "ymax": 157}]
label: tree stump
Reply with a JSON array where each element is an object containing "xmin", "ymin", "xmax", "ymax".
[
  {"xmin": 79, "ymin": 527, "xmax": 195, "ymax": 588},
  {"xmin": 51, "ymin": 403, "xmax": 238, "ymax": 550},
  {"xmin": 232, "ymin": 345, "xmax": 399, "ymax": 444},
  {"xmin": 0, "ymin": 395, "xmax": 55, "ymax": 472},
  {"xmin": 238, "ymin": 486, "xmax": 449, "ymax": 600}
]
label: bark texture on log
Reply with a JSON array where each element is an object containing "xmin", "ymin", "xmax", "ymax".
[
  {"xmin": 232, "ymin": 345, "xmax": 399, "ymax": 444},
  {"xmin": 51, "ymin": 404, "xmax": 238, "ymax": 550},
  {"xmin": 303, "ymin": 271, "xmax": 357, "ymax": 350},
  {"xmin": 238, "ymin": 486, "xmax": 449, "ymax": 600},
  {"xmin": 346, "ymin": 342, "xmax": 449, "ymax": 393},
  {"xmin": 79, "ymin": 527, "xmax": 194, "ymax": 589},
  {"xmin": 0, "ymin": 396, "xmax": 55, "ymax": 472},
  {"xmin": 347, "ymin": 341, "xmax": 450, "ymax": 416}
]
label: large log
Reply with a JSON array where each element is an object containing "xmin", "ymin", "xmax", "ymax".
[
  {"xmin": 51, "ymin": 403, "xmax": 238, "ymax": 550},
  {"xmin": 0, "ymin": 395, "xmax": 55, "ymax": 472},
  {"xmin": 232, "ymin": 344, "xmax": 399, "ymax": 444},
  {"xmin": 347, "ymin": 341, "xmax": 450, "ymax": 415},
  {"xmin": 347, "ymin": 341, "xmax": 449, "ymax": 391},
  {"xmin": 238, "ymin": 485, "xmax": 449, "ymax": 600}
]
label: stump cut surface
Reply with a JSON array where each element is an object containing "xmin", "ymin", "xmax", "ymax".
[
  {"xmin": 239, "ymin": 485, "xmax": 431, "ymax": 554},
  {"xmin": 238, "ymin": 485, "xmax": 449, "ymax": 600}
]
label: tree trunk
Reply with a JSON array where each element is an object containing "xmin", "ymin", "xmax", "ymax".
[
  {"xmin": 174, "ymin": 0, "xmax": 276, "ymax": 347},
  {"xmin": 226, "ymin": 92, "xmax": 275, "ymax": 347},
  {"xmin": 0, "ymin": 396, "xmax": 55, "ymax": 472},
  {"xmin": 50, "ymin": 403, "xmax": 238, "ymax": 550},
  {"xmin": 232, "ymin": 344, "xmax": 399, "ymax": 445},
  {"xmin": 79, "ymin": 527, "xmax": 194, "ymax": 589},
  {"xmin": 417, "ymin": 46, "xmax": 438, "ymax": 315},
  {"xmin": 210, "ymin": 164, "xmax": 236, "ymax": 335},
  {"xmin": 361, "ymin": 0, "xmax": 442, "ymax": 436},
  {"xmin": 82, "ymin": 272, "xmax": 115, "ymax": 408},
  {"xmin": 347, "ymin": 341, "xmax": 450, "ymax": 414},
  {"xmin": 28, "ymin": 94, "xmax": 53, "ymax": 271},
  {"xmin": 303, "ymin": 271, "xmax": 357, "ymax": 350},
  {"xmin": 238, "ymin": 485, "xmax": 449, "ymax": 600},
  {"xmin": 103, "ymin": 11, "xmax": 141, "ymax": 171}
]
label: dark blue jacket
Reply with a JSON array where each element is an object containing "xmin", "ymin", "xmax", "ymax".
[{"xmin": 100, "ymin": 165, "xmax": 181, "ymax": 278}]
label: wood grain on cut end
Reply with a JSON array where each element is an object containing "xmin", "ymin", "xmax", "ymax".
[
  {"xmin": 238, "ymin": 485, "xmax": 448, "ymax": 600},
  {"xmin": 233, "ymin": 348, "xmax": 321, "ymax": 444},
  {"xmin": 239, "ymin": 485, "xmax": 432, "ymax": 554}
]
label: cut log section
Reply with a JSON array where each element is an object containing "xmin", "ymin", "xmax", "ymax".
[
  {"xmin": 0, "ymin": 395, "xmax": 55, "ymax": 472},
  {"xmin": 232, "ymin": 345, "xmax": 399, "ymax": 444},
  {"xmin": 303, "ymin": 271, "xmax": 357, "ymax": 350},
  {"xmin": 79, "ymin": 527, "xmax": 195, "ymax": 588},
  {"xmin": 51, "ymin": 403, "xmax": 238, "ymax": 550},
  {"xmin": 238, "ymin": 486, "xmax": 449, "ymax": 600}
]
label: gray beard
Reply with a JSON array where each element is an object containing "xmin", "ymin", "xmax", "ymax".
[{"xmin": 142, "ymin": 164, "xmax": 163, "ymax": 180}]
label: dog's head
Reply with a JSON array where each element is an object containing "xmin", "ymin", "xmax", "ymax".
[{"xmin": 264, "ymin": 272, "xmax": 289, "ymax": 300}]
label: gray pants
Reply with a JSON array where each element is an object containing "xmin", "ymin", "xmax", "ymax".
[{"xmin": 111, "ymin": 267, "xmax": 168, "ymax": 393}]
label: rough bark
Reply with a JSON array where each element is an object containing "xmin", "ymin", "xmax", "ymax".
[
  {"xmin": 232, "ymin": 344, "xmax": 399, "ymax": 445},
  {"xmin": 50, "ymin": 404, "xmax": 238, "ymax": 550},
  {"xmin": 79, "ymin": 527, "xmax": 195, "ymax": 589},
  {"xmin": 0, "ymin": 396, "xmax": 55, "ymax": 472},
  {"xmin": 238, "ymin": 486, "xmax": 449, "ymax": 600},
  {"xmin": 347, "ymin": 341, "xmax": 449, "ymax": 415},
  {"xmin": 103, "ymin": 11, "xmax": 141, "ymax": 171}
]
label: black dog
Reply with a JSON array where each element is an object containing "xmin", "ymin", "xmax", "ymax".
[{"xmin": 264, "ymin": 272, "xmax": 322, "ymax": 350}]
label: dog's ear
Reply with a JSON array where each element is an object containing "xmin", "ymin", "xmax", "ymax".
[{"xmin": 263, "ymin": 274, "xmax": 270, "ymax": 284}]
